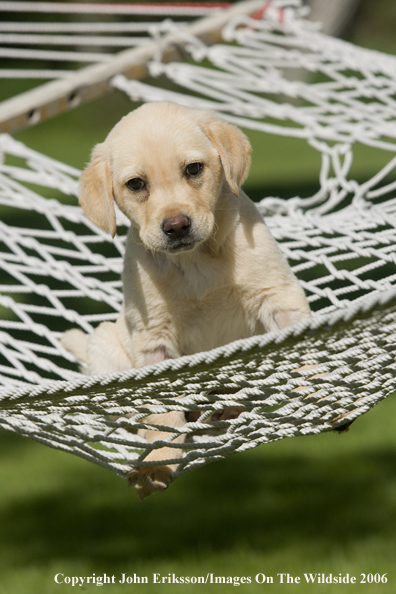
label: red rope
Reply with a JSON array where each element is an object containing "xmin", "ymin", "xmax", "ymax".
[
  {"xmin": 251, "ymin": 2, "xmax": 271, "ymax": 21},
  {"xmin": 251, "ymin": 2, "xmax": 286, "ymax": 26}
]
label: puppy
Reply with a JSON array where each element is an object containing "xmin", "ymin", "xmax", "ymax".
[{"xmin": 62, "ymin": 101, "xmax": 311, "ymax": 499}]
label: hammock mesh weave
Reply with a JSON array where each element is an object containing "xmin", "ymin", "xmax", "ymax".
[{"xmin": 0, "ymin": 0, "xmax": 396, "ymax": 483}]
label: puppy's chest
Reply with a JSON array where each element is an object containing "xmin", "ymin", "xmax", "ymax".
[
  {"xmin": 152, "ymin": 267, "xmax": 263, "ymax": 353},
  {"xmin": 177, "ymin": 289, "xmax": 260, "ymax": 354}
]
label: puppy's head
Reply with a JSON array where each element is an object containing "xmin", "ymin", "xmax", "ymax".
[{"xmin": 79, "ymin": 102, "xmax": 251, "ymax": 253}]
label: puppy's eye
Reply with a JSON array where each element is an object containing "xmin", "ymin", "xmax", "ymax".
[
  {"xmin": 185, "ymin": 162, "xmax": 203, "ymax": 177},
  {"xmin": 126, "ymin": 178, "xmax": 145, "ymax": 192}
]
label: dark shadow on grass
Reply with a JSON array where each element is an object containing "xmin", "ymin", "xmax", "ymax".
[{"xmin": 1, "ymin": 432, "xmax": 396, "ymax": 571}]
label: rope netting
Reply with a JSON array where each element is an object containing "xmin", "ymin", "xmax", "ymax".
[
  {"xmin": 0, "ymin": 1, "xmax": 231, "ymax": 79},
  {"xmin": 1, "ymin": 0, "xmax": 396, "ymax": 486}
]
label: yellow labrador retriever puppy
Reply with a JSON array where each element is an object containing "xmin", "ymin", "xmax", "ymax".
[{"xmin": 62, "ymin": 101, "xmax": 311, "ymax": 499}]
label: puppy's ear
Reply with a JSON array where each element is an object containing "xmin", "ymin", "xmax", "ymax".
[
  {"xmin": 79, "ymin": 143, "xmax": 116, "ymax": 237},
  {"xmin": 202, "ymin": 117, "xmax": 251, "ymax": 196}
]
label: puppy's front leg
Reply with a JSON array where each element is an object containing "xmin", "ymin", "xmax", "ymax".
[
  {"xmin": 127, "ymin": 349, "xmax": 187, "ymax": 501},
  {"xmin": 258, "ymin": 289, "xmax": 311, "ymax": 333},
  {"xmin": 272, "ymin": 309, "xmax": 310, "ymax": 331}
]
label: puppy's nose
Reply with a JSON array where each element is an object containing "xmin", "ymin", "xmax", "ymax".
[{"xmin": 162, "ymin": 215, "xmax": 191, "ymax": 240}]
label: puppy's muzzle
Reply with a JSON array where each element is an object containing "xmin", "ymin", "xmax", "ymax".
[
  {"xmin": 161, "ymin": 215, "xmax": 196, "ymax": 252},
  {"xmin": 162, "ymin": 215, "xmax": 191, "ymax": 240},
  {"xmin": 159, "ymin": 214, "xmax": 206, "ymax": 253}
]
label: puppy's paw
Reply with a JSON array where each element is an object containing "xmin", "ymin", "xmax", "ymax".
[
  {"xmin": 127, "ymin": 465, "xmax": 173, "ymax": 501},
  {"xmin": 61, "ymin": 328, "xmax": 88, "ymax": 362}
]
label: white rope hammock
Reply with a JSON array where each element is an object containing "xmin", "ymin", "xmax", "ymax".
[
  {"xmin": 0, "ymin": 1, "xmax": 231, "ymax": 79},
  {"xmin": 1, "ymin": 0, "xmax": 396, "ymax": 490}
]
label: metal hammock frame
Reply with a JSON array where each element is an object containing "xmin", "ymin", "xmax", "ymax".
[{"xmin": 0, "ymin": 0, "xmax": 396, "ymax": 488}]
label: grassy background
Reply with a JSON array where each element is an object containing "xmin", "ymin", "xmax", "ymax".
[
  {"xmin": 1, "ymin": 0, "xmax": 396, "ymax": 592},
  {"xmin": 1, "ymin": 397, "xmax": 396, "ymax": 593}
]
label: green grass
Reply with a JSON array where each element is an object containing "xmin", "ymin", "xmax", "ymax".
[{"xmin": 1, "ymin": 394, "xmax": 396, "ymax": 594}]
